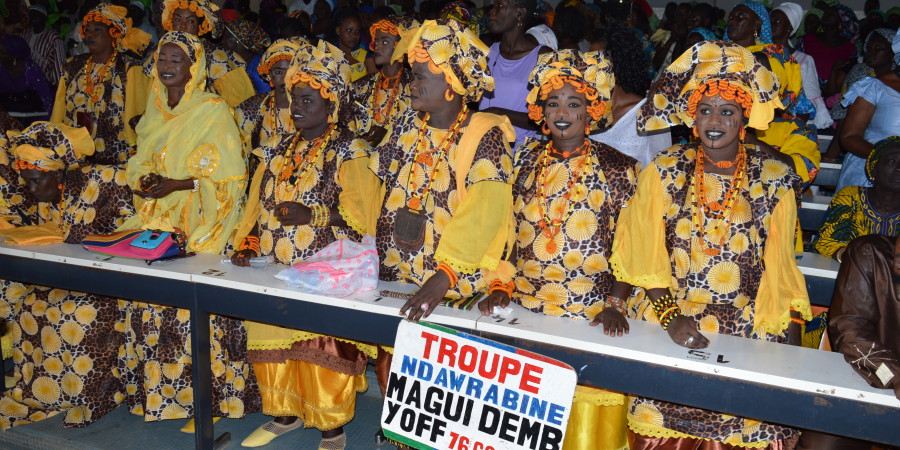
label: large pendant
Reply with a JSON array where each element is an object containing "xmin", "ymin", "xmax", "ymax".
[
  {"xmin": 703, "ymin": 247, "xmax": 720, "ymax": 256},
  {"xmin": 393, "ymin": 206, "xmax": 427, "ymax": 253}
]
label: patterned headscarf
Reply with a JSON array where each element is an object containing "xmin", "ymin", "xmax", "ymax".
[
  {"xmin": 690, "ymin": 28, "xmax": 718, "ymax": 41},
  {"xmin": 833, "ymin": 4, "xmax": 860, "ymax": 42},
  {"xmin": 798, "ymin": 8, "xmax": 823, "ymax": 36},
  {"xmin": 638, "ymin": 40, "xmax": 782, "ymax": 132},
  {"xmin": 80, "ymin": 3, "xmax": 151, "ymax": 54},
  {"xmin": 525, "ymin": 50, "xmax": 614, "ymax": 129},
  {"xmin": 153, "ymin": 31, "xmax": 208, "ymax": 105},
  {"xmin": 161, "ymin": 0, "xmax": 221, "ymax": 38},
  {"xmin": 724, "ymin": 1, "xmax": 772, "ymax": 45},
  {"xmin": 405, "ymin": 19, "xmax": 493, "ymax": 104},
  {"xmin": 257, "ymin": 37, "xmax": 308, "ymax": 82},
  {"xmin": 225, "ymin": 19, "xmax": 271, "ymax": 54},
  {"xmin": 285, "ymin": 40, "xmax": 351, "ymax": 123},
  {"xmin": 370, "ymin": 15, "xmax": 420, "ymax": 62},
  {"xmin": 866, "ymin": 136, "xmax": 900, "ymax": 182},
  {"xmin": 9, "ymin": 122, "xmax": 94, "ymax": 172},
  {"xmin": 439, "ymin": 1, "xmax": 480, "ymax": 36}
]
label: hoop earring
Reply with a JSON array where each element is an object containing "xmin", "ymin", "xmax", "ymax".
[
  {"xmin": 445, "ymin": 88, "xmax": 454, "ymax": 101},
  {"xmin": 542, "ymin": 123, "xmax": 550, "ymax": 134}
]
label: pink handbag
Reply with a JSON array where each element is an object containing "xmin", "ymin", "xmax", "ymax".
[{"xmin": 82, "ymin": 229, "xmax": 186, "ymax": 261}]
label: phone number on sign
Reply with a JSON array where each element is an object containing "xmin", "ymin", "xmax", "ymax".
[{"xmin": 449, "ymin": 432, "xmax": 495, "ymax": 450}]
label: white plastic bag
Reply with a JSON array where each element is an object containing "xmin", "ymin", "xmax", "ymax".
[{"xmin": 274, "ymin": 235, "xmax": 378, "ymax": 296}]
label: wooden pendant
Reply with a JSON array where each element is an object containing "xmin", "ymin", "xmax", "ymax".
[{"xmin": 407, "ymin": 197, "xmax": 422, "ymax": 210}]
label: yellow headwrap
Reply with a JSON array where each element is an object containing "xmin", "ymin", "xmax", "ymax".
[
  {"xmin": 8, "ymin": 122, "xmax": 95, "ymax": 172},
  {"xmin": 81, "ymin": 4, "xmax": 151, "ymax": 55},
  {"xmin": 405, "ymin": 19, "xmax": 493, "ymax": 103},
  {"xmin": 257, "ymin": 37, "xmax": 309, "ymax": 82},
  {"xmin": 161, "ymin": 0, "xmax": 221, "ymax": 38},
  {"xmin": 525, "ymin": 50, "xmax": 615, "ymax": 130},
  {"xmin": 285, "ymin": 40, "xmax": 351, "ymax": 123}
]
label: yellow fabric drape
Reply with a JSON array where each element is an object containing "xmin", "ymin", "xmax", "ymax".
[
  {"xmin": 0, "ymin": 222, "xmax": 64, "ymax": 245},
  {"xmin": 754, "ymin": 194, "xmax": 812, "ymax": 335},
  {"xmin": 118, "ymin": 36, "xmax": 247, "ymax": 254},
  {"xmin": 337, "ymin": 156, "xmax": 383, "ymax": 236},
  {"xmin": 124, "ymin": 65, "xmax": 149, "ymax": 145},
  {"xmin": 610, "ymin": 164, "xmax": 673, "ymax": 290},
  {"xmin": 49, "ymin": 80, "xmax": 66, "ymax": 124},
  {"xmin": 252, "ymin": 360, "xmax": 367, "ymax": 429},
  {"xmin": 245, "ymin": 323, "xmax": 378, "ymax": 359},
  {"xmin": 757, "ymin": 121, "xmax": 819, "ymax": 183},
  {"xmin": 212, "ymin": 68, "xmax": 255, "ymax": 108},
  {"xmin": 563, "ymin": 386, "xmax": 628, "ymax": 450},
  {"xmin": 232, "ymin": 153, "xmax": 266, "ymax": 247},
  {"xmin": 435, "ymin": 180, "xmax": 513, "ymax": 274}
]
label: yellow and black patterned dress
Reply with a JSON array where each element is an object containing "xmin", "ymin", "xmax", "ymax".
[
  {"xmin": 342, "ymin": 69, "xmax": 413, "ymax": 136},
  {"xmin": 0, "ymin": 163, "xmax": 135, "ymax": 429},
  {"xmin": 611, "ymin": 143, "xmax": 811, "ymax": 447},
  {"xmin": 234, "ymin": 91, "xmax": 293, "ymax": 179},
  {"xmin": 511, "ymin": 138, "xmax": 639, "ymax": 319},
  {"xmin": 238, "ymin": 127, "xmax": 376, "ymax": 427},
  {"xmin": 370, "ymin": 109, "xmax": 515, "ymax": 298},
  {"xmin": 51, "ymin": 52, "xmax": 145, "ymax": 165}
]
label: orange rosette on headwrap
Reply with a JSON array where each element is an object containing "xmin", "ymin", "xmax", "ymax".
[
  {"xmin": 524, "ymin": 49, "xmax": 614, "ymax": 131},
  {"xmin": 284, "ymin": 40, "xmax": 351, "ymax": 123},
  {"xmin": 405, "ymin": 19, "xmax": 493, "ymax": 104},
  {"xmin": 638, "ymin": 40, "xmax": 782, "ymax": 133},
  {"xmin": 9, "ymin": 122, "xmax": 95, "ymax": 172}
]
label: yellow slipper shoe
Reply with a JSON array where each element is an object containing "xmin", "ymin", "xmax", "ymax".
[
  {"xmin": 240, "ymin": 420, "xmax": 303, "ymax": 447},
  {"xmin": 179, "ymin": 417, "xmax": 221, "ymax": 433}
]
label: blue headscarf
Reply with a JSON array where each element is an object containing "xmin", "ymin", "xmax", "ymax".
[
  {"xmin": 690, "ymin": 28, "xmax": 717, "ymax": 41},
  {"xmin": 724, "ymin": 1, "xmax": 772, "ymax": 45}
]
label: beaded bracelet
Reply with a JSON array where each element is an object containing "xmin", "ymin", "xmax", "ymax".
[
  {"xmin": 436, "ymin": 262, "xmax": 458, "ymax": 289},
  {"xmin": 605, "ymin": 296, "xmax": 626, "ymax": 314},
  {"xmin": 238, "ymin": 235, "xmax": 260, "ymax": 253},
  {"xmin": 311, "ymin": 205, "xmax": 330, "ymax": 227},
  {"xmin": 489, "ymin": 279, "xmax": 515, "ymax": 297},
  {"xmin": 651, "ymin": 294, "xmax": 682, "ymax": 330}
]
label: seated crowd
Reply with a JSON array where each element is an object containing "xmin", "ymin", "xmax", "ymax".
[{"xmin": 0, "ymin": 0, "xmax": 897, "ymax": 449}]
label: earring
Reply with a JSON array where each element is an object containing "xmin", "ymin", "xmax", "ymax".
[
  {"xmin": 444, "ymin": 87, "xmax": 454, "ymax": 101},
  {"xmin": 692, "ymin": 125, "xmax": 699, "ymax": 137},
  {"xmin": 517, "ymin": 17, "xmax": 523, "ymax": 28},
  {"xmin": 584, "ymin": 122, "xmax": 591, "ymax": 135},
  {"xmin": 754, "ymin": 29, "xmax": 759, "ymax": 38},
  {"xmin": 542, "ymin": 123, "xmax": 550, "ymax": 134},
  {"xmin": 739, "ymin": 128, "xmax": 746, "ymax": 140}
]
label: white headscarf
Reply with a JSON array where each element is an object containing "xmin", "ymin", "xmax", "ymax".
[{"xmin": 774, "ymin": 2, "xmax": 803, "ymax": 36}]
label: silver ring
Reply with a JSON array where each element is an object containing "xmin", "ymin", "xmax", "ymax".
[
  {"xmin": 684, "ymin": 336, "xmax": 695, "ymax": 345},
  {"xmin": 420, "ymin": 303, "xmax": 429, "ymax": 311}
]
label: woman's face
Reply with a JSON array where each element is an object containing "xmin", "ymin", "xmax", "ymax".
[
  {"xmin": 769, "ymin": 10, "xmax": 791, "ymax": 43},
  {"xmin": 804, "ymin": 14, "xmax": 821, "ymax": 35},
  {"xmin": 726, "ymin": 5, "xmax": 761, "ymax": 43},
  {"xmin": 269, "ymin": 59, "xmax": 290, "ymax": 92},
  {"xmin": 488, "ymin": 0, "xmax": 521, "ymax": 34},
  {"xmin": 874, "ymin": 146, "xmax": 900, "ymax": 192},
  {"xmin": 290, "ymin": 84, "xmax": 331, "ymax": 131},
  {"xmin": 335, "ymin": 16, "xmax": 361, "ymax": 49},
  {"xmin": 171, "ymin": 8, "xmax": 202, "ymax": 35},
  {"xmin": 372, "ymin": 30, "xmax": 399, "ymax": 66},
  {"xmin": 83, "ymin": 21, "xmax": 114, "ymax": 55},
  {"xmin": 314, "ymin": 0, "xmax": 332, "ymax": 19},
  {"xmin": 863, "ymin": 33, "xmax": 893, "ymax": 69},
  {"xmin": 409, "ymin": 61, "xmax": 450, "ymax": 113},
  {"xmin": 694, "ymin": 93, "xmax": 744, "ymax": 151},
  {"xmin": 543, "ymin": 83, "xmax": 588, "ymax": 141},
  {"xmin": 157, "ymin": 43, "xmax": 192, "ymax": 89},
  {"xmin": 21, "ymin": 169, "xmax": 61, "ymax": 203}
]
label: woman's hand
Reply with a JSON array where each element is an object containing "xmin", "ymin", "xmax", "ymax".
[
  {"xmin": 590, "ymin": 308, "xmax": 630, "ymax": 337},
  {"xmin": 787, "ymin": 310, "xmax": 803, "ymax": 346},
  {"xmin": 400, "ymin": 271, "xmax": 451, "ymax": 322},
  {"xmin": 667, "ymin": 316, "xmax": 709, "ymax": 348},
  {"xmin": 273, "ymin": 202, "xmax": 312, "ymax": 226},
  {"xmin": 478, "ymin": 291, "xmax": 511, "ymax": 316},
  {"xmin": 231, "ymin": 249, "xmax": 258, "ymax": 267},
  {"xmin": 133, "ymin": 175, "xmax": 193, "ymax": 198},
  {"xmin": 362, "ymin": 126, "xmax": 388, "ymax": 146}
]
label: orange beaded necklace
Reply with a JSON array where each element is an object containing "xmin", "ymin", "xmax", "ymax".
[
  {"xmin": 84, "ymin": 51, "xmax": 117, "ymax": 104},
  {"xmin": 277, "ymin": 124, "xmax": 336, "ymax": 201},
  {"xmin": 372, "ymin": 71, "xmax": 401, "ymax": 124},
  {"xmin": 689, "ymin": 143, "xmax": 747, "ymax": 256},
  {"xmin": 405, "ymin": 107, "xmax": 469, "ymax": 210},
  {"xmin": 535, "ymin": 139, "xmax": 592, "ymax": 239}
]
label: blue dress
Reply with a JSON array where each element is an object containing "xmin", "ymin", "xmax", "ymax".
[{"xmin": 836, "ymin": 77, "xmax": 900, "ymax": 192}]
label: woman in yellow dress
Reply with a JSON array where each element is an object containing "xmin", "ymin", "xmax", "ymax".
[
  {"xmin": 342, "ymin": 15, "xmax": 419, "ymax": 145},
  {"xmin": 0, "ymin": 122, "xmax": 134, "ymax": 428},
  {"xmin": 610, "ymin": 41, "xmax": 812, "ymax": 449},
  {"xmin": 230, "ymin": 40, "xmax": 374, "ymax": 450},
  {"xmin": 141, "ymin": 0, "xmax": 255, "ymax": 108},
  {"xmin": 117, "ymin": 31, "xmax": 258, "ymax": 427},
  {"xmin": 51, "ymin": 4, "xmax": 149, "ymax": 165},
  {"xmin": 478, "ymin": 49, "xmax": 638, "ymax": 450}
]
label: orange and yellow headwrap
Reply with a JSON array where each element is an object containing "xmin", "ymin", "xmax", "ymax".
[
  {"xmin": 161, "ymin": 0, "xmax": 220, "ymax": 37},
  {"xmin": 285, "ymin": 40, "xmax": 351, "ymax": 123},
  {"xmin": 80, "ymin": 4, "xmax": 151, "ymax": 54},
  {"xmin": 8, "ymin": 122, "xmax": 95, "ymax": 172},
  {"xmin": 405, "ymin": 19, "xmax": 493, "ymax": 103},
  {"xmin": 257, "ymin": 37, "xmax": 309, "ymax": 83},
  {"xmin": 369, "ymin": 19, "xmax": 399, "ymax": 46},
  {"xmin": 639, "ymin": 40, "xmax": 782, "ymax": 132},
  {"xmin": 525, "ymin": 50, "xmax": 614, "ymax": 130}
]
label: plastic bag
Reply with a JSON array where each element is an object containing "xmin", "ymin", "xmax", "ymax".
[{"xmin": 274, "ymin": 235, "xmax": 378, "ymax": 296}]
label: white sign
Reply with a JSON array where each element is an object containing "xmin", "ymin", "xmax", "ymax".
[{"xmin": 381, "ymin": 321, "xmax": 578, "ymax": 450}]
